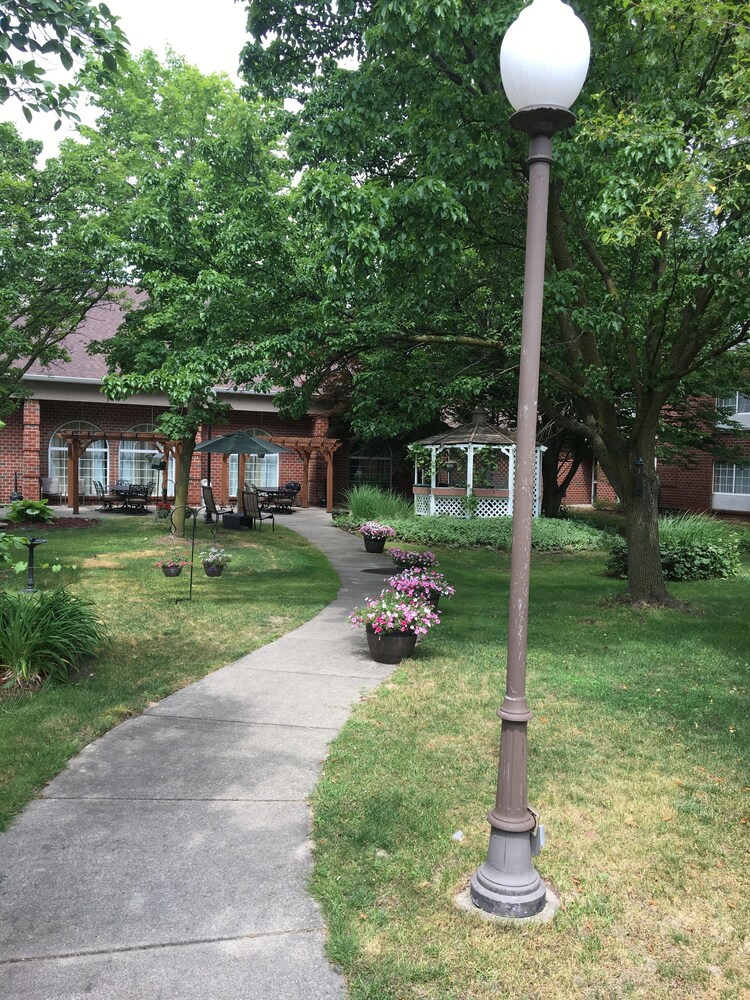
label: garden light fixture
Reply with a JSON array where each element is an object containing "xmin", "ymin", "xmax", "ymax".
[{"xmin": 469, "ymin": 0, "xmax": 590, "ymax": 919}]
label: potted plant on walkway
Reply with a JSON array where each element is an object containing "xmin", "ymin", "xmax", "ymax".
[
  {"xmin": 156, "ymin": 550, "xmax": 190, "ymax": 577},
  {"xmin": 390, "ymin": 548, "xmax": 439, "ymax": 571},
  {"xmin": 199, "ymin": 546, "xmax": 232, "ymax": 577},
  {"xmin": 348, "ymin": 588, "xmax": 440, "ymax": 664},
  {"xmin": 358, "ymin": 521, "xmax": 396, "ymax": 553},
  {"xmin": 386, "ymin": 569, "xmax": 455, "ymax": 610}
]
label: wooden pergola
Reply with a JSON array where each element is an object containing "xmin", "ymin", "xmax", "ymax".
[
  {"xmin": 212, "ymin": 436, "xmax": 342, "ymax": 511},
  {"xmin": 60, "ymin": 431, "xmax": 180, "ymax": 515},
  {"xmin": 60, "ymin": 430, "xmax": 342, "ymax": 513}
]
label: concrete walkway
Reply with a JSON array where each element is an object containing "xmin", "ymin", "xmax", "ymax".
[{"xmin": 0, "ymin": 510, "xmax": 394, "ymax": 999}]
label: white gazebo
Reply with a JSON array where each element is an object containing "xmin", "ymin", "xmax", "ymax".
[{"xmin": 410, "ymin": 410, "xmax": 545, "ymax": 518}]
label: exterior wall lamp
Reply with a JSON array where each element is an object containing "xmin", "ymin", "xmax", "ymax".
[{"xmin": 469, "ymin": 0, "xmax": 590, "ymax": 919}]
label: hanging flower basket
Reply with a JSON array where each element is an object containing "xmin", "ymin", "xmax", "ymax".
[
  {"xmin": 199, "ymin": 546, "xmax": 232, "ymax": 577},
  {"xmin": 161, "ymin": 564, "xmax": 183, "ymax": 578}
]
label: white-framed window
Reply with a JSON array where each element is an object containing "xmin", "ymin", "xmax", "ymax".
[
  {"xmin": 118, "ymin": 424, "xmax": 176, "ymax": 492},
  {"xmin": 49, "ymin": 421, "xmax": 108, "ymax": 495},
  {"xmin": 227, "ymin": 429, "xmax": 279, "ymax": 494},
  {"xmin": 349, "ymin": 444, "xmax": 393, "ymax": 491},
  {"xmin": 713, "ymin": 462, "xmax": 750, "ymax": 495},
  {"xmin": 716, "ymin": 392, "xmax": 750, "ymax": 415}
]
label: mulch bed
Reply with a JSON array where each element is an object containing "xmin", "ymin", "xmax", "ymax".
[{"xmin": 2, "ymin": 517, "xmax": 101, "ymax": 530}]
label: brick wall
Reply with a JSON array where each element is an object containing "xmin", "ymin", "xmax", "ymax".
[
  {"xmin": 658, "ymin": 441, "xmax": 750, "ymax": 520},
  {"xmin": 0, "ymin": 409, "xmax": 24, "ymax": 503},
  {"xmin": 0, "ymin": 398, "xmax": 336, "ymax": 507}
]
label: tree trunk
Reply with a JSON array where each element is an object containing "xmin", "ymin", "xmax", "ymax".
[
  {"xmin": 541, "ymin": 434, "xmax": 582, "ymax": 518},
  {"xmin": 619, "ymin": 450, "xmax": 674, "ymax": 605},
  {"xmin": 171, "ymin": 435, "xmax": 197, "ymax": 538}
]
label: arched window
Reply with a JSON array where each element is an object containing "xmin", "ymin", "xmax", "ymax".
[
  {"xmin": 349, "ymin": 443, "xmax": 392, "ymax": 491},
  {"xmin": 49, "ymin": 421, "xmax": 109, "ymax": 496},
  {"xmin": 118, "ymin": 424, "xmax": 175, "ymax": 492},
  {"xmin": 228, "ymin": 428, "xmax": 279, "ymax": 494}
]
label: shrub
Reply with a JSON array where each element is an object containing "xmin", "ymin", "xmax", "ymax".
[
  {"xmin": 606, "ymin": 514, "xmax": 741, "ymax": 581},
  {"xmin": 344, "ymin": 485, "xmax": 414, "ymax": 523},
  {"xmin": 0, "ymin": 587, "xmax": 110, "ymax": 688},
  {"xmin": 4, "ymin": 499, "xmax": 55, "ymax": 524},
  {"xmin": 334, "ymin": 513, "xmax": 607, "ymax": 552}
]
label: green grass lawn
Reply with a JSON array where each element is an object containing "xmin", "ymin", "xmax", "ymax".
[
  {"xmin": 311, "ymin": 547, "xmax": 749, "ymax": 1000},
  {"xmin": 0, "ymin": 516, "xmax": 338, "ymax": 830}
]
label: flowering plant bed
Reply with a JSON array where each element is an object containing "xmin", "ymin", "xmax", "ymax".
[
  {"xmin": 348, "ymin": 589, "xmax": 440, "ymax": 638},
  {"xmin": 358, "ymin": 522, "xmax": 397, "ymax": 540},
  {"xmin": 386, "ymin": 569, "xmax": 455, "ymax": 600},
  {"xmin": 390, "ymin": 548, "xmax": 439, "ymax": 570}
]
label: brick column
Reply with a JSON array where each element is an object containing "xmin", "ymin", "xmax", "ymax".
[{"xmin": 22, "ymin": 399, "xmax": 41, "ymax": 500}]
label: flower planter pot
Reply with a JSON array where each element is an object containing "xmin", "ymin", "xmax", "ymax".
[
  {"xmin": 366, "ymin": 627, "xmax": 417, "ymax": 664},
  {"xmin": 363, "ymin": 535, "xmax": 387, "ymax": 553},
  {"xmin": 411, "ymin": 486, "xmax": 430, "ymax": 495},
  {"xmin": 162, "ymin": 565, "xmax": 183, "ymax": 577},
  {"xmin": 432, "ymin": 487, "xmax": 467, "ymax": 497},
  {"xmin": 472, "ymin": 488, "xmax": 509, "ymax": 497},
  {"xmin": 203, "ymin": 563, "xmax": 224, "ymax": 577}
]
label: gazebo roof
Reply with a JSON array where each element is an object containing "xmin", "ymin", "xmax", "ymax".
[{"xmin": 416, "ymin": 410, "xmax": 516, "ymax": 447}]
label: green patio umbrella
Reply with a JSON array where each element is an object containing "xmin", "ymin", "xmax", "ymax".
[
  {"xmin": 194, "ymin": 430, "xmax": 290, "ymax": 456},
  {"xmin": 195, "ymin": 431, "xmax": 291, "ymax": 504}
]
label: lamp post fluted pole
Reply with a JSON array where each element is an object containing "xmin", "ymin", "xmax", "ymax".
[{"xmin": 469, "ymin": 0, "xmax": 590, "ymax": 919}]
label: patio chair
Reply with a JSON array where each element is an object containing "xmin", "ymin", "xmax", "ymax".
[
  {"xmin": 93, "ymin": 480, "xmax": 118, "ymax": 511},
  {"xmin": 201, "ymin": 484, "xmax": 233, "ymax": 524},
  {"xmin": 40, "ymin": 476, "xmax": 64, "ymax": 505},
  {"xmin": 276, "ymin": 481, "xmax": 301, "ymax": 512},
  {"xmin": 242, "ymin": 488, "xmax": 274, "ymax": 532},
  {"xmin": 125, "ymin": 482, "xmax": 154, "ymax": 513}
]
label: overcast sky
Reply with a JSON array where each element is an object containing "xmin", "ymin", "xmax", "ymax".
[{"xmin": 4, "ymin": 0, "xmax": 250, "ymax": 157}]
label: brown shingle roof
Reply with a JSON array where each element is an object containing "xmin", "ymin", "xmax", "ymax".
[
  {"xmin": 25, "ymin": 290, "xmax": 143, "ymax": 381},
  {"xmin": 417, "ymin": 409, "xmax": 516, "ymax": 446}
]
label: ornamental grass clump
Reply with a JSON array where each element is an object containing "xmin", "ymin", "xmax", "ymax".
[
  {"xmin": 348, "ymin": 589, "xmax": 440, "ymax": 638},
  {"xmin": 387, "ymin": 569, "xmax": 455, "ymax": 601},
  {"xmin": 390, "ymin": 548, "xmax": 439, "ymax": 570},
  {"xmin": 344, "ymin": 485, "xmax": 415, "ymax": 522},
  {"xmin": 358, "ymin": 521, "xmax": 397, "ymax": 540}
]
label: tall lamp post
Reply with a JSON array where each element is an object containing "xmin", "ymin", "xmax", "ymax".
[{"xmin": 470, "ymin": 0, "xmax": 590, "ymax": 918}]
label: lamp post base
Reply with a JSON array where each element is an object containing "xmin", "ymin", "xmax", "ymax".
[{"xmin": 470, "ymin": 829, "xmax": 546, "ymax": 918}]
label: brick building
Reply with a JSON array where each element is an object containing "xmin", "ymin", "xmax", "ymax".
[
  {"xmin": 1, "ymin": 297, "xmax": 349, "ymax": 510},
  {"xmin": 557, "ymin": 392, "xmax": 750, "ymax": 519}
]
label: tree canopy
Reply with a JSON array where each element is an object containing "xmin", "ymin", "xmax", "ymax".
[
  {"xmin": 67, "ymin": 51, "xmax": 312, "ymax": 528},
  {"xmin": 0, "ymin": 0, "xmax": 128, "ymax": 122},
  {"xmin": 0, "ymin": 120, "xmax": 124, "ymax": 418},
  {"xmin": 241, "ymin": 0, "xmax": 750, "ymax": 602}
]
